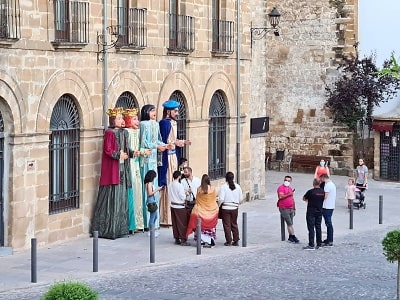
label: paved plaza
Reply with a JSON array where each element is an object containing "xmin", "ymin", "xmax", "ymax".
[{"xmin": 0, "ymin": 170, "xmax": 399, "ymax": 299}]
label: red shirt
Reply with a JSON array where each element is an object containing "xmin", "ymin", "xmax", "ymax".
[{"xmin": 277, "ymin": 184, "xmax": 295, "ymax": 209}]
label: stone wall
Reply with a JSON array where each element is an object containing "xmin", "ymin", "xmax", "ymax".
[{"xmin": 250, "ymin": 0, "xmax": 357, "ymax": 173}]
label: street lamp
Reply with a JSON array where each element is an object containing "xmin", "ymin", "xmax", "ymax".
[
  {"xmin": 250, "ymin": 7, "xmax": 281, "ymax": 45},
  {"xmin": 97, "ymin": 25, "xmax": 121, "ymax": 62}
]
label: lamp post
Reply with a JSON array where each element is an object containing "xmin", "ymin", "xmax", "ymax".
[
  {"xmin": 250, "ymin": 7, "xmax": 281, "ymax": 47},
  {"xmin": 97, "ymin": 0, "xmax": 121, "ymax": 130}
]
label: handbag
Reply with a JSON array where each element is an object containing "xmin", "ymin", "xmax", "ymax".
[
  {"xmin": 147, "ymin": 194, "xmax": 158, "ymax": 213},
  {"xmin": 185, "ymin": 200, "xmax": 195, "ymax": 209},
  {"xmin": 218, "ymin": 206, "xmax": 223, "ymax": 219},
  {"xmin": 147, "ymin": 201, "xmax": 158, "ymax": 213}
]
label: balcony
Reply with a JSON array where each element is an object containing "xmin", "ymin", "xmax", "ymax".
[
  {"xmin": 211, "ymin": 19, "xmax": 234, "ymax": 56},
  {"xmin": 116, "ymin": 7, "xmax": 147, "ymax": 51},
  {"xmin": 52, "ymin": 0, "xmax": 89, "ymax": 49},
  {"xmin": 168, "ymin": 13, "xmax": 194, "ymax": 55},
  {"xmin": 0, "ymin": 0, "xmax": 21, "ymax": 46}
]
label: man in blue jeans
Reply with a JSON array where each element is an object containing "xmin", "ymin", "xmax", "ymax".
[{"xmin": 320, "ymin": 174, "xmax": 336, "ymax": 247}]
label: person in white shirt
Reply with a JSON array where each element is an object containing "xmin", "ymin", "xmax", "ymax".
[
  {"xmin": 320, "ymin": 174, "xmax": 336, "ymax": 247},
  {"xmin": 168, "ymin": 170, "xmax": 190, "ymax": 246},
  {"xmin": 181, "ymin": 167, "xmax": 201, "ymax": 214},
  {"xmin": 218, "ymin": 172, "xmax": 243, "ymax": 246}
]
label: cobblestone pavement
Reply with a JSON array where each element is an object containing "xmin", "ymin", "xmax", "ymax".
[{"xmin": 0, "ymin": 171, "xmax": 399, "ymax": 299}]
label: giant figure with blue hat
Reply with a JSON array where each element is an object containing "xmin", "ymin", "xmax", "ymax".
[{"xmin": 158, "ymin": 99, "xmax": 191, "ymax": 226}]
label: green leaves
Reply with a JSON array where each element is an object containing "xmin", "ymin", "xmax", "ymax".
[
  {"xmin": 382, "ymin": 229, "xmax": 400, "ymax": 263},
  {"xmin": 325, "ymin": 54, "xmax": 400, "ymax": 132},
  {"xmin": 378, "ymin": 55, "xmax": 400, "ymax": 80}
]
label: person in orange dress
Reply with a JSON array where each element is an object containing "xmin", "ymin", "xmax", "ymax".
[
  {"xmin": 314, "ymin": 159, "xmax": 330, "ymax": 179},
  {"xmin": 185, "ymin": 174, "xmax": 219, "ymax": 248}
]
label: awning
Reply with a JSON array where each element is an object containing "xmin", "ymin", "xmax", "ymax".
[{"xmin": 371, "ymin": 121, "xmax": 394, "ymax": 132}]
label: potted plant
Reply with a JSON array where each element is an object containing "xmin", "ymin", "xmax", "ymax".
[{"xmin": 382, "ymin": 229, "xmax": 400, "ymax": 300}]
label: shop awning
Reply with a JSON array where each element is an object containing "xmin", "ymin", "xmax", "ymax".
[{"xmin": 371, "ymin": 121, "xmax": 394, "ymax": 132}]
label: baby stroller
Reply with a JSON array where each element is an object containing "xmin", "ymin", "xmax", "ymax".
[{"xmin": 353, "ymin": 187, "xmax": 366, "ymax": 209}]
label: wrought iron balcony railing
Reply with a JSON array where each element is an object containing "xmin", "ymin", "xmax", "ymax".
[
  {"xmin": 212, "ymin": 19, "xmax": 234, "ymax": 55},
  {"xmin": 168, "ymin": 13, "xmax": 194, "ymax": 53},
  {"xmin": 116, "ymin": 7, "xmax": 147, "ymax": 49},
  {"xmin": 53, "ymin": 0, "xmax": 89, "ymax": 44},
  {"xmin": 0, "ymin": 0, "xmax": 21, "ymax": 40}
]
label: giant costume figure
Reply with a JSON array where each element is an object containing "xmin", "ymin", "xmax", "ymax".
[
  {"xmin": 123, "ymin": 108, "xmax": 151, "ymax": 232},
  {"xmin": 158, "ymin": 100, "xmax": 191, "ymax": 226},
  {"xmin": 139, "ymin": 104, "xmax": 168, "ymax": 229},
  {"xmin": 92, "ymin": 108, "xmax": 133, "ymax": 239}
]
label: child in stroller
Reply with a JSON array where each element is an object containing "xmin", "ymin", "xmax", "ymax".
[{"xmin": 353, "ymin": 186, "xmax": 366, "ymax": 209}]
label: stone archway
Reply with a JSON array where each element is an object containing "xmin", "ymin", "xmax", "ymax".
[{"xmin": 36, "ymin": 70, "xmax": 93, "ymax": 132}]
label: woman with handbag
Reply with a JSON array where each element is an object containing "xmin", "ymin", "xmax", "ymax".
[
  {"xmin": 218, "ymin": 172, "xmax": 243, "ymax": 246},
  {"xmin": 144, "ymin": 170, "xmax": 163, "ymax": 237}
]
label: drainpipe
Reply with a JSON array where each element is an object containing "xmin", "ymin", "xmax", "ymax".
[
  {"xmin": 102, "ymin": 0, "xmax": 108, "ymax": 129},
  {"xmin": 236, "ymin": 0, "xmax": 241, "ymax": 184}
]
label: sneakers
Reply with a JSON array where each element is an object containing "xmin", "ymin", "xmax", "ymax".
[
  {"xmin": 302, "ymin": 245, "xmax": 315, "ymax": 250},
  {"xmin": 288, "ymin": 235, "xmax": 300, "ymax": 244},
  {"xmin": 203, "ymin": 243, "xmax": 212, "ymax": 248},
  {"xmin": 315, "ymin": 244, "xmax": 322, "ymax": 250},
  {"xmin": 322, "ymin": 241, "xmax": 333, "ymax": 247},
  {"xmin": 147, "ymin": 231, "xmax": 160, "ymax": 238},
  {"xmin": 180, "ymin": 240, "xmax": 191, "ymax": 246},
  {"xmin": 174, "ymin": 239, "xmax": 181, "ymax": 245},
  {"xmin": 231, "ymin": 241, "xmax": 239, "ymax": 246}
]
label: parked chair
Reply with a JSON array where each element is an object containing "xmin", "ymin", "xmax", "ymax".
[{"xmin": 281, "ymin": 155, "xmax": 292, "ymax": 173}]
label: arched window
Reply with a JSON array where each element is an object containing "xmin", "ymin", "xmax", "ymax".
[
  {"xmin": 49, "ymin": 95, "xmax": 80, "ymax": 214},
  {"xmin": 115, "ymin": 91, "xmax": 138, "ymax": 109},
  {"xmin": 170, "ymin": 90, "xmax": 187, "ymax": 160},
  {"xmin": 208, "ymin": 91, "xmax": 226, "ymax": 179}
]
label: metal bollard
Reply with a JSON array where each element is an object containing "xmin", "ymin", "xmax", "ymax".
[
  {"xmin": 31, "ymin": 238, "xmax": 37, "ymax": 283},
  {"xmin": 280, "ymin": 215, "xmax": 285, "ymax": 241},
  {"xmin": 379, "ymin": 195, "xmax": 383, "ymax": 224},
  {"xmin": 242, "ymin": 212, "xmax": 247, "ymax": 247},
  {"xmin": 93, "ymin": 231, "xmax": 98, "ymax": 272},
  {"xmin": 150, "ymin": 224, "xmax": 155, "ymax": 263},
  {"xmin": 196, "ymin": 218, "xmax": 201, "ymax": 255},
  {"xmin": 349, "ymin": 200, "xmax": 353, "ymax": 230}
]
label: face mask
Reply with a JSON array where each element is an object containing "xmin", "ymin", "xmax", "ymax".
[
  {"xmin": 320, "ymin": 162, "xmax": 325, "ymax": 167},
  {"xmin": 283, "ymin": 181, "xmax": 290, "ymax": 187}
]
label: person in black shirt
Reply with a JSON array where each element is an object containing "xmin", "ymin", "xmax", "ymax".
[{"xmin": 302, "ymin": 179, "xmax": 325, "ymax": 250}]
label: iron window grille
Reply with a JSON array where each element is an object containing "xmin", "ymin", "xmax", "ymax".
[
  {"xmin": 0, "ymin": 0, "xmax": 20, "ymax": 40},
  {"xmin": 49, "ymin": 95, "xmax": 80, "ymax": 214},
  {"xmin": 211, "ymin": 19, "xmax": 234, "ymax": 54},
  {"xmin": 115, "ymin": 91, "xmax": 138, "ymax": 109},
  {"xmin": 117, "ymin": 7, "xmax": 147, "ymax": 49},
  {"xmin": 208, "ymin": 91, "xmax": 226, "ymax": 180},
  {"xmin": 168, "ymin": 13, "xmax": 194, "ymax": 53},
  {"xmin": 53, "ymin": 0, "xmax": 89, "ymax": 44},
  {"xmin": 170, "ymin": 91, "xmax": 187, "ymax": 159}
]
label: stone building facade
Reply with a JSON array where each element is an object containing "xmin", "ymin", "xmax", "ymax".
[
  {"xmin": 0, "ymin": 0, "xmax": 357, "ymax": 252},
  {"xmin": 251, "ymin": 0, "xmax": 357, "ymax": 173}
]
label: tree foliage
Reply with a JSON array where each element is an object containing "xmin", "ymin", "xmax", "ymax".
[
  {"xmin": 383, "ymin": 229, "xmax": 400, "ymax": 263},
  {"xmin": 325, "ymin": 53, "xmax": 400, "ymax": 132},
  {"xmin": 382, "ymin": 229, "xmax": 400, "ymax": 300},
  {"xmin": 379, "ymin": 55, "xmax": 400, "ymax": 80}
]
